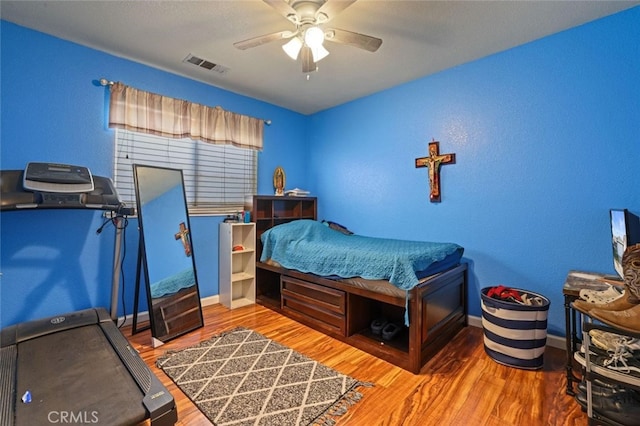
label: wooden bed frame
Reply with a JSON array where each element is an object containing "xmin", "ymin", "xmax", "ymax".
[
  {"xmin": 255, "ymin": 259, "xmax": 467, "ymax": 374},
  {"xmin": 248, "ymin": 195, "xmax": 468, "ymax": 374}
]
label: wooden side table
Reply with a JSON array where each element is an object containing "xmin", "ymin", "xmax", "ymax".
[{"xmin": 562, "ymin": 270, "xmax": 622, "ymax": 395}]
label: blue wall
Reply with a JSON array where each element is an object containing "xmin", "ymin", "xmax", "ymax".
[
  {"xmin": 308, "ymin": 7, "xmax": 640, "ymax": 336},
  {"xmin": 2, "ymin": 7, "xmax": 639, "ymax": 337},
  {"xmin": 0, "ymin": 20, "xmax": 308, "ymax": 326}
]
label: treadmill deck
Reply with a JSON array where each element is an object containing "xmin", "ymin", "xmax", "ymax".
[{"xmin": 1, "ymin": 308, "xmax": 176, "ymax": 426}]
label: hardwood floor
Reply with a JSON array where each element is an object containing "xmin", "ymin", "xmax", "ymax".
[{"xmin": 124, "ymin": 303, "xmax": 587, "ymax": 425}]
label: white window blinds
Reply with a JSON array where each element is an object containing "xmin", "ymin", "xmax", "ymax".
[{"xmin": 114, "ymin": 129, "xmax": 257, "ymax": 215}]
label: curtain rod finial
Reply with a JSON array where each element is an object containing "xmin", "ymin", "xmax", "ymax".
[
  {"xmin": 264, "ymin": 119, "xmax": 272, "ymax": 126},
  {"xmin": 99, "ymin": 78, "xmax": 114, "ymax": 87}
]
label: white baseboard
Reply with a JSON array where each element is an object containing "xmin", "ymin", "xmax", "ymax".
[
  {"xmin": 116, "ymin": 295, "xmax": 219, "ymax": 328},
  {"xmin": 467, "ymin": 314, "xmax": 565, "ymax": 350},
  {"xmin": 201, "ymin": 295, "xmax": 220, "ymax": 307},
  {"xmin": 118, "ymin": 301, "xmax": 566, "ymax": 351}
]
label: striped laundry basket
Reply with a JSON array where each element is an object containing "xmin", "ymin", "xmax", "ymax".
[{"xmin": 481, "ymin": 287, "xmax": 550, "ymax": 370}]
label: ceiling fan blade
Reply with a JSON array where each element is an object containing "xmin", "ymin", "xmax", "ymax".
[
  {"xmin": 263, "ymin": 0, "xmax": 298, "ymax": 23},
  {"xmin": 300, "ymin": 46, "xmax": 317, "ymax": 73},
  {"xmin": 233, "ymin": 30, "xmax": 295, "ymax": 50},
  {"xmin": 315, "ymin": 0, "xmax": 357, "ymax": 23},
  {"xmin": 325, "ymin": 28, "xmax": 382, "ymax": 52}
]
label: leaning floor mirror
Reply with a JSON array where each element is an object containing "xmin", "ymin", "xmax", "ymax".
[{"xmin": 133, "ymin": 164, "xmax": 204, "ymax": 347}]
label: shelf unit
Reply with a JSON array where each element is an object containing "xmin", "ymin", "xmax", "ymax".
[
  {"xmin": 245, "ymin": 195, "xmax": 317, "ymax": 261},
  {"xmin": 245, "ymin": 195, "xmax": 317, "ymax": 307},
  {"xmin": 219, "ymin": 222, "xmax": 256, "ymax": 309},
  {"xmin": 576, "ymin": 312, "xmax": 640, "ymax": 425},
  {"xmin": 562, "ymin": 270, "xmax": 623, "ymax": 395}
]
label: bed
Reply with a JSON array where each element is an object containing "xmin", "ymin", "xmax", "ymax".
[
  {"xmin": 256, "ymin": 219, "xmax": 468, "ymax": 374},
  {"xmin": 149, "ymin": 267, "xmax": 195, "ymax": 299}
]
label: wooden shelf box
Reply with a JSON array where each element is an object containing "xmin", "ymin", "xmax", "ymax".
[{"xmin": 219, "ymin": 222, "xmax": 256, "ymax": 309}]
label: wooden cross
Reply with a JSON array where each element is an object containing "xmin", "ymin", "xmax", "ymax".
[
  {"xmin": 174, "ymin": 222, "xmax": 192, "ymax": 257},
  {"xmin": 415, "ymin": 140, "xmax": 456, "ymax": 202}
]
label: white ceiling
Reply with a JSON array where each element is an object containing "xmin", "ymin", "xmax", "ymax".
[{"xmin": 1, "ymin": 0, "xmax": 638, "ymax": 115}]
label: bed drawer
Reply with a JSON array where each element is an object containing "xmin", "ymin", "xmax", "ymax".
[{"xmin": 281, "ymin": 276, "xmax": 346, "ymax": 336}]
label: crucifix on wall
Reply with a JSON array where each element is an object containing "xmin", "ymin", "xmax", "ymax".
[
  {"xmin": 174, "ymin": 222, "xmax": 192, "ymax": 257},
  {"xmin": 415, "ymin": 139, "xmax": 456, "ymax": 202}
]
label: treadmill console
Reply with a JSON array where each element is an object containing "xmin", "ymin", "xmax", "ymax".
[
  {"xmin": 40, "ymin": 192, "xmax": 84, "ymax": 207},
  {"xmin": 23, "ymin": 162, "xmax": 94, "ymax": 193},
  {"xmin": 1, "ymin": 169, "xmax": 127, "ymax": 212}
]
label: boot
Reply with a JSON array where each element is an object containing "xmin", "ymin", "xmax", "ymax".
[
  {"xmin": 573, "ymin": 244, "xmax": 640, "ymax": 315},
  {"xmin": 590, "ymin": 304, "xmax": 640, "ymax": 334},
  {"xmin": 572, "ymin": 294, "xmax": 635, "ymax": 315},
  {"xmin": 621, "ymin": 244, "xmax": 640, "ymax": 303}
]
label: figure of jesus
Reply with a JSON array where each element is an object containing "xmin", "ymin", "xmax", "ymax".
[
  {"xmin": 175, "ymin": 222, "xmax": 192, "ymax": 257},
  {"xmin": 415, "ymin": 141, "xmax": 456, "ymax": 202}
]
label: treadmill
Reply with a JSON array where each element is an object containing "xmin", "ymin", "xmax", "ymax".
[
  {"xmin": 0, "ymin": 308, "xmax": 176, "ymax": 426},
  {"xmin": 0, "ymin": 165, "xmax": 177, "ymax": 425}
]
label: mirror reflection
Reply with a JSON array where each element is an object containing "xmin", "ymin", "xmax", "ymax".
[{"xmin": 133, "ymin": 164, "xmax": 203, "ymax": 345}]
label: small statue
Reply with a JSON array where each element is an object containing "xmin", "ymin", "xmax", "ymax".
[{"xmin": 273, "ymin": 166, "xmax": 285, "ymax": 196}]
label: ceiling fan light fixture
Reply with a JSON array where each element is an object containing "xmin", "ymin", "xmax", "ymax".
[
  {"xmin": 282, "ymin": 37, "xmax": 303, "ymax": 60},
  {"xmin": 235, "ymin": 0, "xmax": 382, "ymax": 73},
  {"xmin": 304, "ymin": 26, "xmax": 325, "ymax": 49},
  {"xmin": 315, "ymin": 12, "xmax": 329, "ymax": 24},
  {"xmin": 310, "ymin": 44, "xmax": 330, "ymax": 63}
]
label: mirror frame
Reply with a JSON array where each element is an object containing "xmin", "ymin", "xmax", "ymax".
[{"xmin": 133, "ymin": 164, "xmax": 203, "ymax": 346}]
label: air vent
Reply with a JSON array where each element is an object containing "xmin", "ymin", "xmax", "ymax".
[{"xmin": 183, "ymin": 54, "xmax": 229, "ymax": 75}]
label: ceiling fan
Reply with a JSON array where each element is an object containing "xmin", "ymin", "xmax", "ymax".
[{"xmin": 233, "ymin": 0, "xmax": 382, "ymax": 73}]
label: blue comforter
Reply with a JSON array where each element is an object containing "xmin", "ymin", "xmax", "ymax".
[
  {"xmin": 150, "ymin": 267, "xmax": 195, "ymax": 299},
  {"xmin": 260, "ymin": 220, "xmax": 463, "ymax": 292}
]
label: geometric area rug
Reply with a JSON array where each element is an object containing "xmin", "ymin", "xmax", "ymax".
[{"xmin": 157, "ymin": 327, "xmax": 373, "ymax": 425}]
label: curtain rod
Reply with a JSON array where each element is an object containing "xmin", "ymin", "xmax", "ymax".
[{"xmin": 98, "ymin": 77, "xmax": 272, "ymax": 126}]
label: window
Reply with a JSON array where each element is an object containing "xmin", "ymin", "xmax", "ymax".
[{"xmin": 113, "ymin": 129, "xmax": 257, "ymax": 215}]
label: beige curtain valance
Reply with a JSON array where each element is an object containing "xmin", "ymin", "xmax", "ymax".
[{"xmin": 108, "ymin": 82, "xmax": 263, "ymax": 150}]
